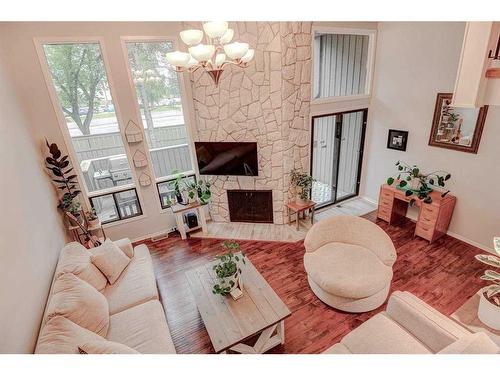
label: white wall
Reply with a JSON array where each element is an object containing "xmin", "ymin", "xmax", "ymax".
[
  {"xmin": 361, "ymin": 22, "xmax": 500, "ymax": 252},
  {"xmin": 0, "ymin": 46, "xmax": 67, "ymax": 352}
]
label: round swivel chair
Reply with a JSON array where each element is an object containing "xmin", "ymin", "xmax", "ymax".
[{"xmin": 304, "ymin": 215, "xmax": 397, "ymax": 313}]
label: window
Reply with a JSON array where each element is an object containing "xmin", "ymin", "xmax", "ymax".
[
  {"xmin": 125, "ymin": 41, "xmax": 194, "ymax": 181},
  {"xmin": 157, "ymin": 174, "xmax": 196, "ymax": 210},
  {"xmin": 313, "ymin": 30, "xmax": 374, "ymax": 100},
  {"xmin": 90, "ymin": 188, "xmax": 143, "ymax": 224},
  {"xmin": 42, "ymin": 42, "xmax": 142, "ymax": 223}
]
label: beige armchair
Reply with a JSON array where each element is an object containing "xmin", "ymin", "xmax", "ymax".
[{"xmin": 304, "ymin": 215, "xmax": 397, "ymax": 312}]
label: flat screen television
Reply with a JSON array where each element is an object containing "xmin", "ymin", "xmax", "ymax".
[{"xmin": 194, "ymin": 142, "xmax": 258, "ymax": 176}]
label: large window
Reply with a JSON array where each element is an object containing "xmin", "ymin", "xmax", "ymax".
[
  {"xmin": 90, "ymin": 188, "xmax": 142, "ymax": 224},
  {"xmin": 313, "ymin": 30, "xmax": 374, "ymax": 100},
  {"xmin": 42, "ymin": 42, "xmax": 141, "ymax": 223},
  {"xmin": 125, "ymin": 41, "xmax": 194, "ymax": 181}
]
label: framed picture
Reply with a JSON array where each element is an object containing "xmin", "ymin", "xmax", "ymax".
[
  {"xmin": 387, "ymin": 129, "xmax": 408, "ymax": 151},
  {"xmin": 429, "ymin": 93, "xmax": 489, "ymax": 154}
]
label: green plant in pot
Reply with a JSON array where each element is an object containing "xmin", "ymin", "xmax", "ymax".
[
  {"xmin": 212, "ymin": 241, "xmax": 246, "ymax": 296},
  {"xmin": 474, "ymin": 240, "xmax": 500, "ymax": 329},
  {"xmin": 386, "ymin": 161, "xmax": 451, "ymax": 206},
  {"xmin": 290, "ymin": 168, "xmax": 315, "ymax": 204},
  {"xmin": 171, "ymin": 170, "xmax": 186, "ymax": 204},
  {"xmin": 45, "ymin": 141, "xmax": 82, "ymax": 217},
  {"xmin": 196, "ymin": 179, "xmax": 212, "ymax": 205}
]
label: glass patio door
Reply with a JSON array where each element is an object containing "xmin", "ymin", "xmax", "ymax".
[{"xmin": 311, "ymin": 109, "xmax": 367, "ymax": 208}]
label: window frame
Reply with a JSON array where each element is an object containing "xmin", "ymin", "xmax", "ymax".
[
  {"xmin": 120, "ymin": 36, "xmax": 199, "ymax": 213},
  {"xmin": 89, "ymin": 187, "xmax": 143, "ymax": 224},
  {"xmin": 311, "ymin": 27, "xmax": 377, "ymax": 105},
  {"xmin": 34, "ymin": 37, "xmax": 145, "ymax": 225}
]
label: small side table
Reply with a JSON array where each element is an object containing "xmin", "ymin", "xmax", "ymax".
[
  {"xmin": 451, "ymin": 290, "xmax": 500, "ymax": 346},
  {"xmin": 286, "ymin": 199, "xmax": 316, "ymax": 230},
  {"xmin": 171, "ymin": 201, "xmax": 208, "ymax": 240}
]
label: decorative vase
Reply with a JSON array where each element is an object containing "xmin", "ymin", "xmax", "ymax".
[
  {"xmin": 409, "ymin": 178, "xmax": 422, "ymax": 191},
  {"xmin": 219, "ymin": 273, "xmax": 240, "ymax": 294},
  {"xmin": 478, "ymin": 288, "xmax": 500, "ymax": 330}
]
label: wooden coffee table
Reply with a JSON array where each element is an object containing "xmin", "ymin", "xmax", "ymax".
[{"xmin": 185, "ymin": 255, "xmax": 291, "ymax": 353}]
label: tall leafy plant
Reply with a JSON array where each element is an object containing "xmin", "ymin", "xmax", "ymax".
[
  {"xmin": 290, "ymin": 168, "xmax": 315, "ymax": 200},
  {"xmin": 45, "ymin": 140, "xmax": 81, "ymax": 215}
]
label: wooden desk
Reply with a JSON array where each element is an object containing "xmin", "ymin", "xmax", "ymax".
[
  {"xmin": 377, "ymin": 184, "xmax": 456, "ymax": 243},
  {"xmin": 171, "ymin": 202, "xmax": 208, "ymax": 240},
  {"xmin": 286, "ymin": 199, "xmax": 316, "ymax": 230}
]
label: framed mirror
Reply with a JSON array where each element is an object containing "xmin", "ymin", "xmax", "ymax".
[{"xmin": 428, "ymin": 93, "xmax": 488, "ymax": 154}]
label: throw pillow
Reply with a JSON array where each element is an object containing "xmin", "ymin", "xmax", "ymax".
[
  {"xmin": 79, "ymin": 340, "xmax": 139, "ymax": 354},
  {"xmin": 35, "ymin": 316, "xmax": 105, "ymax": 354},
  {"xmin": 56, "ymin": 242, "xmax": 107, "ymax": 291},
  {"xmin": 47, "ymin": 273, "xmax": 109, "ymax": 336},
  {"xmin": 90, "ymin": 239, "xmax": 131, "ymax": 284}
]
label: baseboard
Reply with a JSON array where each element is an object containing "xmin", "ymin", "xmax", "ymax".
[
  {"xmin": 359, "ymin": 195, "xmax": 495, "ymax": 255},
  {"xmin": 131, "ymin": 227, "xmax": 177, "ymax": 243}
]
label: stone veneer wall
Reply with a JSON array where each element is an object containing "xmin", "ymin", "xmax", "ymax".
[{"xmin": 186, "ymin": 22, "xmax": 312, "ymax": 224}]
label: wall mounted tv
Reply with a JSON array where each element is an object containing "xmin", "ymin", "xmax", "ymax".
[{"xmin": 194, "ymin": 142, "xmax": 258, "ymax": 176}]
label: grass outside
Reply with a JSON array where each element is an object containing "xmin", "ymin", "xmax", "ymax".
[{"xmin": 65, "ymin": 104, "xmax": 182, "ymax": 123}]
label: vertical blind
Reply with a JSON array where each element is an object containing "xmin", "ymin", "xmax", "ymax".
[{"xmin": 314, "ymin": 33, "xmax": 369, "ymax": 99}]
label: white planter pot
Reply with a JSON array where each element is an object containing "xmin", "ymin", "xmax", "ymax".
[
  {"xmin": 478, "ymin": 288, "xmax": 500, "ymax": 330},
  {"xmin": 220, "ymin": 273, "xmax": 240, "ymax": 293}
]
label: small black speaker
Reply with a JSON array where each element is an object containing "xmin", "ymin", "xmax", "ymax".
[{"xmin": 185, "ymin": 212, "xmax": 198, "ymax": 228}]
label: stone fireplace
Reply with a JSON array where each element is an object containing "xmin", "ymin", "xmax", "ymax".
[
  {"xmin": 187, "ymin": 21, "xmax": 312, "ymax": 224},
  {"xmin": 227, "ymin": 190, "xmax": 273, "ymax": 223}
]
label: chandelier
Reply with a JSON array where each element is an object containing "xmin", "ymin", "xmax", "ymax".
[{"xmin": 165, "ymin": 21, "xmax": 254, "ymax": 85}]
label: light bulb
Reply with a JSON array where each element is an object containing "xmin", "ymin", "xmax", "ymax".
[
  {"xmin": 241, "ymin": 49, "xmax": 254, "ymax": 63},
  {"xmin": 213, "ymin": 54, "xmax": 226, "ymax": 68},
  {"xmin": 203, "ymin": 21, "xmax": 228, "ymax": 39},
  {"xmin": 189, "ymin": 44, "xmax": 215, "ymax": 62},
  {"xmin": 165, "ymin": 51, "xmax": 191, "ymax": 67},
  {"xmin": 180, "ymin": 29, "xmax": 204, "ymax": 46},
  {"xmin": 223, "ymin": 42, "xmax": 249, "ymax": 60},
  {"xmin": 220, "ymin": 29, "xmax": 234, "ymax": 44}
]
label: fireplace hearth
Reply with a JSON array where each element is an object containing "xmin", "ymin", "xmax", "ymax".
[{"xmin": 227, "ymin": 190, "xmax": 273, "ymax": 223}]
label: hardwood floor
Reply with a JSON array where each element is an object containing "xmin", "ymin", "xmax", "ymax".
[{"xmin": 136, "ymin": 211, "xmax": 490, "ymax": 354}]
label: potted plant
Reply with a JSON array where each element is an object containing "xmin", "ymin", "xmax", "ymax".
[
  {"xmin": 475, "ymin": 239, "xmax": 500, "ymax": 329},
  {"xmin": 85, "ymin": 208, "xmax": 100, "ymax": 228},
  {"xmin": 290, "ymin": 168, "xmax": 315, "ymax": 204},
  {"xmin": 386, "ymin": 161, "xmax": 451, "ymax": 206},
  {"xmin": 185, "ymin": 181, "xmax": 198, "ymax": 204},
  {"xmin": 45, "ymin": 140, "xmax": 100, "ymax": 247},
  {"xmin": 197, "ymin": 179, "xmax": 212, "ymax": 205},
  {"xmin": 212, "ymin": 241, "xmax": 246, "ymax": 296},
  {"xmin": 171, "ymin": 170, "xmax": 186, "ymax": 205}
]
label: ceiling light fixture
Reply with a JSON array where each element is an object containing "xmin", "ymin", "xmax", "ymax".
[{"xmin": 166, "ymin": 22, "xmax": 254, "ymax": 86}]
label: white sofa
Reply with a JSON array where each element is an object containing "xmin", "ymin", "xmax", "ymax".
[
  {"xmin": 304, "ymin": 216, "xmax": 397, "ymax": 312},
  {"xmin": 35, "ymin": 239, "xmax": 176, "ymax": 354},
  {"xmin": 324, "ymin": 291, "xmax": 500, "ymax": 354}
]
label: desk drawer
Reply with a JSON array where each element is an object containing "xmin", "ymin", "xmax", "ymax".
[
  {"xmin": 415, "ymin": 222, "xmax": 434, "ymax": 241},
  {"xmin": 380, "ymin": 189, "xmax": 394, "ymax": 200},
  {"xmin": 377, "ymin": 206, "xmax": 392, "ymax": 221},
  {"xmin": 378, "ymin": 197, "xmax": 393, "ymax": 209},
  {"xmin": 420, "ymin": 204, "xmax": 439, "ymax": 221}
]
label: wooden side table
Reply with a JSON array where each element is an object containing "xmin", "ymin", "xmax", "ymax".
[
  {"xmin": 286, "ymin": 199, "xmax": 316, "ymax": 230},
  {"xmin": 171, "ymin": 201, "xmax": 208, "ymax": 240}
]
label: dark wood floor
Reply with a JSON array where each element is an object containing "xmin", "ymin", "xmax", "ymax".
[{"xmin": 136, "ymin": 212, "xmax": 490, "ymax": 354}]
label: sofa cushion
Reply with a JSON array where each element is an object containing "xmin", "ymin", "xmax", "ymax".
[
  {"xmin": 35, "ymin": 316, "xmax": 105, "ymax": 354},
  {"xmin": 46, "ymin": 273, "xmax": 109, "ymax": 336},
  {"xmin": 106, "ymin": 300, "xmax": 176, "ymax": 354},
  {"xmin": 304, "ymin": 242, "xmax": 393, "ymax": 299},
  {"xmin": 102, "ymin": 244, "xmax": 159, "ymax": 314},
  {"xmin": 438, "ymin": 332, "xmax": 500, "ymax": 354},
  {"xmin": 79, "ymin": 340, "xmax": 139, "ymax": 354},
  {"xmin": 91, "ymin": 239, "xmax": 131, "ymax": 284},
  {"xmin": 55, "ymin": 242, "xmax": 107, "ymax": 291},
  {"xmin": 113, "ymin": 238, "xmax": 134, "ymax": 258},
  {"xmin": 339, "ymin": 312, "xmax": 432, "ymax": 354}
]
